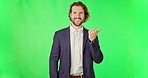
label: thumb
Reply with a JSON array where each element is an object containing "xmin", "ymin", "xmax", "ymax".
[{"xmin": 97, "ymin": 28, "xmax": 102, "ymax": 33}]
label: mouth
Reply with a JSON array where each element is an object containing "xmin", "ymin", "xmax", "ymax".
[
  {"xmin": 75, "ymin": 19, "xmax": 80, "ymax": 21},
  {"xmin": 74, "ymin": 18, "xmax": 82, "ymax": 22}
]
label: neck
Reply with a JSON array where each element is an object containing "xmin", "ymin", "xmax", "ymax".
[{"xmin": 71, "ymin": 23, "xmax": 82, "ymax": 30}]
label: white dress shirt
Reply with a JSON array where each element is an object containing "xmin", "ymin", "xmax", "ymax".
[{"xmin": 70, "ymin": 25, "xmax": 83, "ymax": 76}]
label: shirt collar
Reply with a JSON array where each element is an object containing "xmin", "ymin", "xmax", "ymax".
[{"xmin": 70, "ymin": 24, "xmax": 83, "ymax": 33}]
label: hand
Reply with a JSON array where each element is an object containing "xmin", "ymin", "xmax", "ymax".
[{"xmin": 88, "ymin": 28, "xmax": 102, "ymax": 41}]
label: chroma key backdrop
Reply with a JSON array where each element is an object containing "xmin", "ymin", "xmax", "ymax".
[{"xmin": 0, "ymin": 0, "xmax": 148, "ymax": 78}]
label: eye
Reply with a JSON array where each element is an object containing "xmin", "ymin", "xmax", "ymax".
[
  {"xmin": 73, "ymin": 12, "xmax": 77, "ymax": 14},
  {"xmin": 79, "ymin": 12, "xmax": 83, "ymax": 14}
]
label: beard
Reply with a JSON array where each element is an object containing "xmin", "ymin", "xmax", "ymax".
[{"xmin": 71, "ymin": 17, "xmax": 84, "ymax": 26}]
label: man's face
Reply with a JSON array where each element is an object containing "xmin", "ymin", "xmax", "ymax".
[{"xmin": 70, "ymin": 6, "xmax": 85, "ymax": 26}]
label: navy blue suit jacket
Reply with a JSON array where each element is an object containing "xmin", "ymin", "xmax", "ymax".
[{"xmin": 49, "ymin": 27, "xmax": 103, "ymax": 78}]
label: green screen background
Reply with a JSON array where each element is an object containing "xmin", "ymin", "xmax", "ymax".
[{"xmin": 0, "ymin": 0, "xmax": 148, "ymax": 78}]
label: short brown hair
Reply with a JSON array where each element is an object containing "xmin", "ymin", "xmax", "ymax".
[{"xmin": 68, "ymin": 1, "xmax": 90, "ymax": 22}]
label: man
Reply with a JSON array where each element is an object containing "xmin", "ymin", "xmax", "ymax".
[{"xmin": 50, "ymin": 1, "xmax": 103, "ymax": 78}]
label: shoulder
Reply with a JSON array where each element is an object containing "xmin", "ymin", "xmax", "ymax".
[
  {"xmin": 56, "ymin": 27, "xmax": 69, "ymax": 32},
  {"xmin": 84, "ymin": 28, "xmax": 89, "ymax": 31},
  {"xmin": 54, "ymin": 27, "xmax": 69, "ymax": 35},
  {"xmin": 83, "ymin": 27, "xmax": 89, "ymax": 33}
]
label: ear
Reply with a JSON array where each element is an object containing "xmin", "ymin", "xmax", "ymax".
[{"xmin": 70, "ymin": 12, "xmax": 72, "ymax": 17}]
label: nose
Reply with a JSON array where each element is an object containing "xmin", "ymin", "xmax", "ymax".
[{"xmin": 76, "ymin": 13, "xmax": 80, "ymax": 18}]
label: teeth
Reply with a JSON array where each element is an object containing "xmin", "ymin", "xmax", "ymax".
[{"xmin": 75, "ymin": 19, "xmax": 80, "ymax": 21}]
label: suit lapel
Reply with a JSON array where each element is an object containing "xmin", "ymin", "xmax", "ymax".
[
  {"xmin": 65, "ymin": 27, "xmax": 71, "ymax": 72},
  {"xmin": 83, "ymin": 28, "xmax": 88, "ymax": 53}
]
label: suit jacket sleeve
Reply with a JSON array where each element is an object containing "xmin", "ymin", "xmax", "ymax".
[
  {"xmin": 49, "ymin": 32, "xmax": 60, "ymax": 78},
  {"xmin": 89, "ymin": 36, "xmax": 103, "ymax": 63}
]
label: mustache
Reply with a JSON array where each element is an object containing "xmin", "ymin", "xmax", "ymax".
[{"xmin": 74, "ymin": 18, "xmax": 81, "ymax": 20}]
